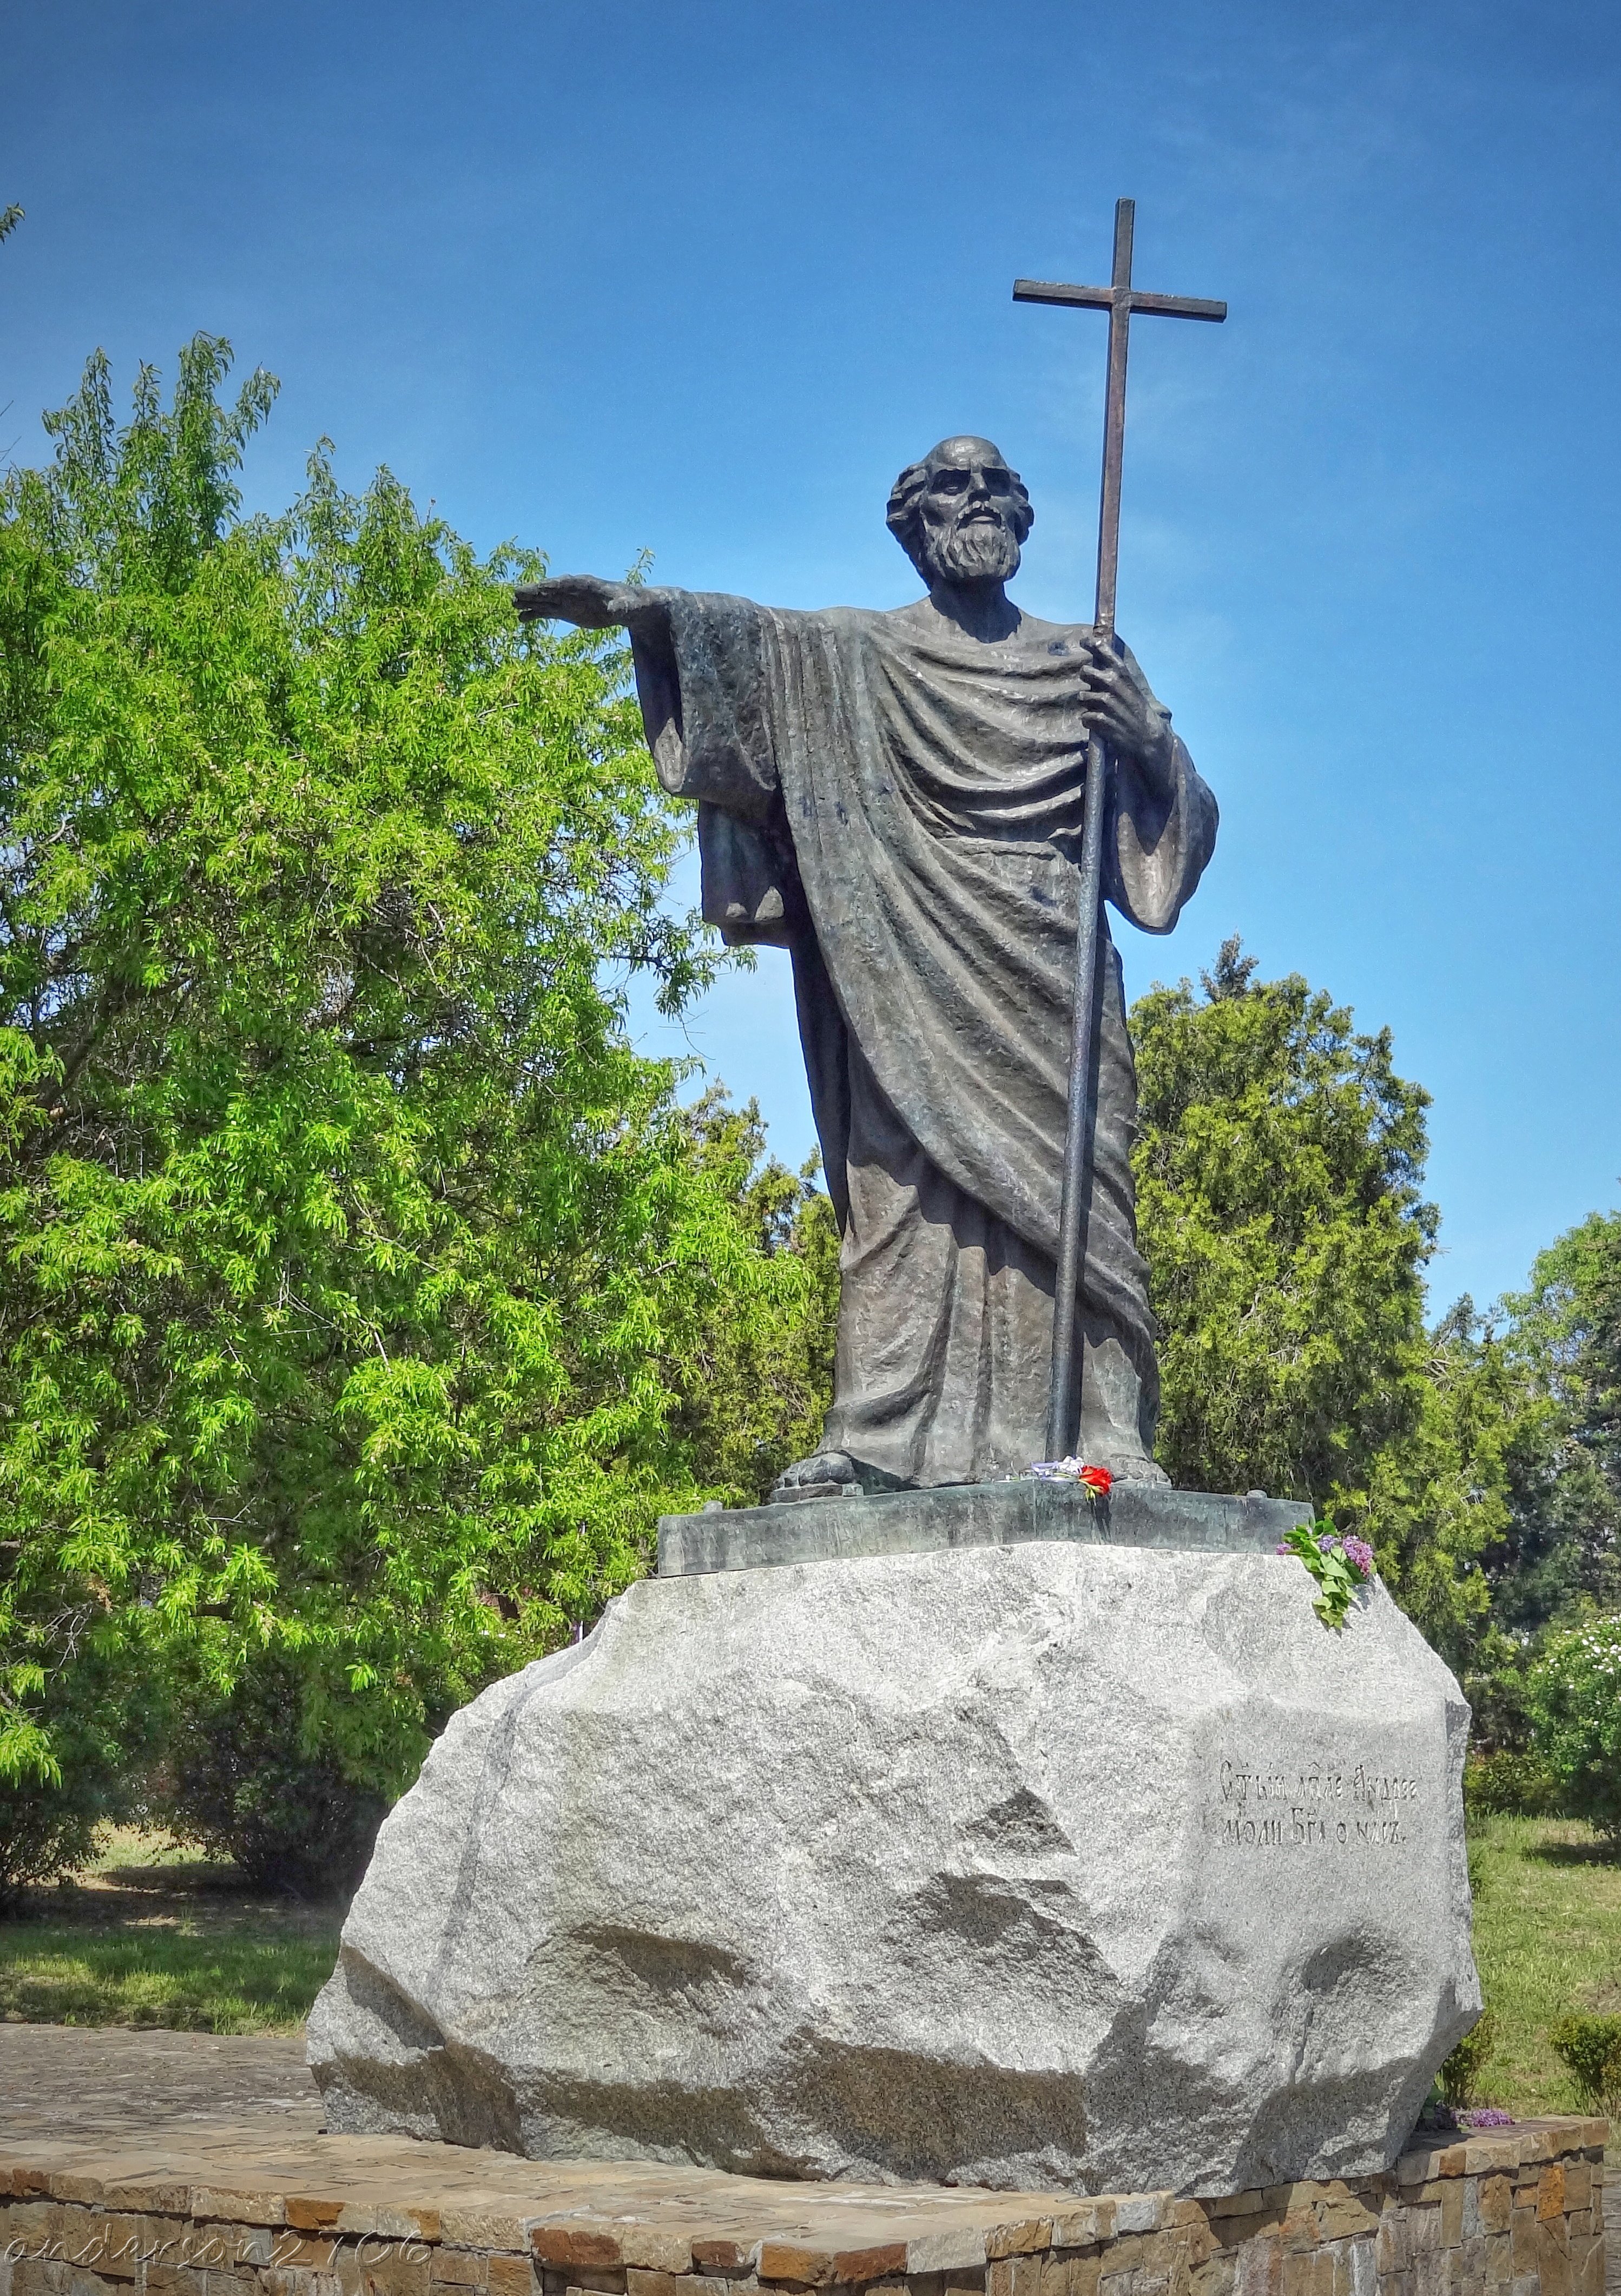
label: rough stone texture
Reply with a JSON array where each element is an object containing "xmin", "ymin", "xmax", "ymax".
[
  {"xmin": 656, "ymin": 1481, "xmax": 1312, "ymax": 1576},
  {"xmin": 308, "ymin": 1542, "xmax": 1479, "ymax": 2195},
  {"xmin": 0, "ymin": 2088, "xmax": 1605, "ymax": 2296}
]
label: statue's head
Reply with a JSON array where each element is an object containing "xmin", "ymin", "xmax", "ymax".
[{"xmin": 886, "ymin": 437, "xmax": 1033, "ymax": 588}]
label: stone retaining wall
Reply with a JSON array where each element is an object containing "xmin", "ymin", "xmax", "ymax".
[{"xmin": 0, "ymin": 2122, "xmax": 1605, "ymax": 2296}]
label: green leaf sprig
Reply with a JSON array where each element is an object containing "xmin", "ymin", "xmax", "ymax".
[{"xmin": 1278, "ymin": 1522, "xmax": 1375, "ymax": 1632}]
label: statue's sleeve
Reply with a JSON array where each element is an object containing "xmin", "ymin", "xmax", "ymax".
[
  {"xmin": 1104, "ymin": 641, "xmax": 1219, "ymax": 935},
  {"xmin": 630, "ymin": 592, "xmax": 796, "ymax": 948}
]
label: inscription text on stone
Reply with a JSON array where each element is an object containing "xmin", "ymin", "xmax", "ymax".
[{"xmin": 1216, "ymin": 1760, "xmax": 1418, "ymax": 1850}]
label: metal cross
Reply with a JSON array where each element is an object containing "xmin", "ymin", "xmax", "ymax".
[
  {"xmin": 1015, "ymin": 197, "xmax": 1226, "ymax": 636},
  {"xmin": 1013, "ymin": 200, "xmax": 1225, "ymax": 1463}
]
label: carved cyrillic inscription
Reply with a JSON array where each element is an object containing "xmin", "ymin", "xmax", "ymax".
[{"xmin": 1217, "ymin": 1759, "xmax": 1418, "ymax": 1848}]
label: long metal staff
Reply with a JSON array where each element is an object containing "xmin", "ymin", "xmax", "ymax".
[{"xmin": 1015, "ymin": 201, "xmax": 1225, "ymax": 1460}]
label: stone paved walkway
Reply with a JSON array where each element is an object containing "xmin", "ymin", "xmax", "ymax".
[
  {"xmin": 0, "ymin": 2026, "xmax": 1148, "ymax": 2257},
  {"xmin": 0, "ymin": 2023, "xmax": 317, "ymax": 2141},
  {"xmin": 0, "ymin": 2024, "xmax": 1613, "ymax": 2286}
]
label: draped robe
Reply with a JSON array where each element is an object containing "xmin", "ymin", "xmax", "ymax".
[{"xmin": 631, "ymin": 592, "xmax": 1217, "ymax": 1488}]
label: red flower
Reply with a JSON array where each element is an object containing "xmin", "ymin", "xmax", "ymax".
[{"xmin": 1079, "ymin": 1464, "xmax": 1113, "ymax": 1496}]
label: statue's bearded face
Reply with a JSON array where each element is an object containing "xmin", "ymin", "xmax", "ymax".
[{"xmin": 904, "ymin": 439, "xmax": 1029, "ymax": 587}]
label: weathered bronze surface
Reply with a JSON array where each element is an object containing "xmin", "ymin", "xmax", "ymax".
[{"xmin": 516, "ymin": 430, "xmax": 1215, "ymax": 1495}]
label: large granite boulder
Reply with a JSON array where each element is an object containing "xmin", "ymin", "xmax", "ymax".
[{"xmin": 308, "ymin": 1540, "xmax": 1479, "ymax": 2196}]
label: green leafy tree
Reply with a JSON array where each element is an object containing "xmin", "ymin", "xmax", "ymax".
[
  {"xmin": 1350, "ymin": 1298, "xmax": 1521, "ymax": 1663},
  {"xmin": 667, "ymin": 1092, "xmax": 840, "ymax": 1504},
  {"xmin": 1491, "ymin": 1216, "xmax": 1621, "ymax": 1631},
  {"xmin": 1527, "ymin": 1615, "xmax": 1621, "ymax": 1841},
  {"xmin": 1130, "ymin": 938, "xmax": 1498, "ymax": 1653},
  {"xmin": 1131, "ymin": 936, "xmax": 1436, "ymax": 1496},
  {"xmin": 1451, "ymin": 1215, "xmax": 1621, "ymax": 1808},
  {"xmin": 0, "ymin": 337, "xmax": 814, "ymax": 1889}
]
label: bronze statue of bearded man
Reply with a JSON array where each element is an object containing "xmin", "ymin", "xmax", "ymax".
[{"xmin": 518, "ymin": 435, "xmax": 1216, "ymax": 1495}]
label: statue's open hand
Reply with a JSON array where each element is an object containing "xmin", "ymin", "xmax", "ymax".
[
  {"xmin": 1078, "ymin": 636, "xmax": 1176, "ymax": 793},
  {"xmin": 513, "ymin": 575, "xmax": 661, "ymax": 631}
]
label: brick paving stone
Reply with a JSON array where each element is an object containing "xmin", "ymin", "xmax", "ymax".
[
  {"xmin": 0, "ymin": 2027, "xmax": 1609, "ymax": 2296},
  {"xmin": 0, "ymin": 2026, "xmax": 1109, "ymax": 2257},
  {"xmin": 0, "ymin": 2027, "xmax": 319, "ymax": 2141}
]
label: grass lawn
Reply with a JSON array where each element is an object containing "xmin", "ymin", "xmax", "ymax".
[
  {"xmin": 0, "ymin": 1829, "xmax": 341, "ymax": 2035},
  {"xmin": 1467, "ymin": 1815, "xmax": 1621, "ymax": 2115}
]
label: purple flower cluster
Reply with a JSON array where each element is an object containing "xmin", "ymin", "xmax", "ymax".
[
  {"xmin": 1314, "ymin": 1530, "xmax": 1376, "ymax": 1578},
  {"xmin": 1418, "ymin": 2103, "xmax": 1512, "ymax": 2133},
  {"xmin": 1274, "ymin": 1519, "xmax": 1377, "ymax": 1627}
]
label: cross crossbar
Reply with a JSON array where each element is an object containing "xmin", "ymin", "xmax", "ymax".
[{"xmin": 1013, "ymin": 281, "xmax": 1227, "ymax": 323}]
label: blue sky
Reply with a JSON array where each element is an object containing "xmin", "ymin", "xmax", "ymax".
[{"xmin": 5, "ymin": 0, "xmax": 1618, "ymax": 1312}]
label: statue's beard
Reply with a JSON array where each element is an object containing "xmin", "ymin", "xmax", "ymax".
[{"xmin": 918, "ymin": 516, "xmax": 1022, "ymax": 586}]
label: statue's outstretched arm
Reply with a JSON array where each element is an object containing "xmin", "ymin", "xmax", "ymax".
[
  {"xmin": 518, "ymin": 580, "xmax": 779, "ymax": 828},
  {"xmin": 514, "ymin": 576, "xmax": 673, "ymax": 639}
]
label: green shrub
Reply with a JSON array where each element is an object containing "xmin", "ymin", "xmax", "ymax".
[
  {"xmin": 0, "ymin": 1619, "xmax": 163, "ymax": 1913},
  {"xmin": 1527, "ymin": 1617, "xmax": 1621, "ymax": 1843},
  {"xmin": 1439, "ymin": 2008, "xmax": 1498, "ymax": 2107},
  {"xmin": 1464, "ymin": 1750, "xmax": 1560, "ymax": 1819},
  {"xmin": 0, "ymin": 1785, "xmax": 103, "ymax": 1912},
  {"xmin": 154, "ymin": 1658, "xmax": 388, "ymax": 1901},
  {"xmin": 1549, "ymin": 2014, "xmax": 1621, "ymax": 2114}
]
